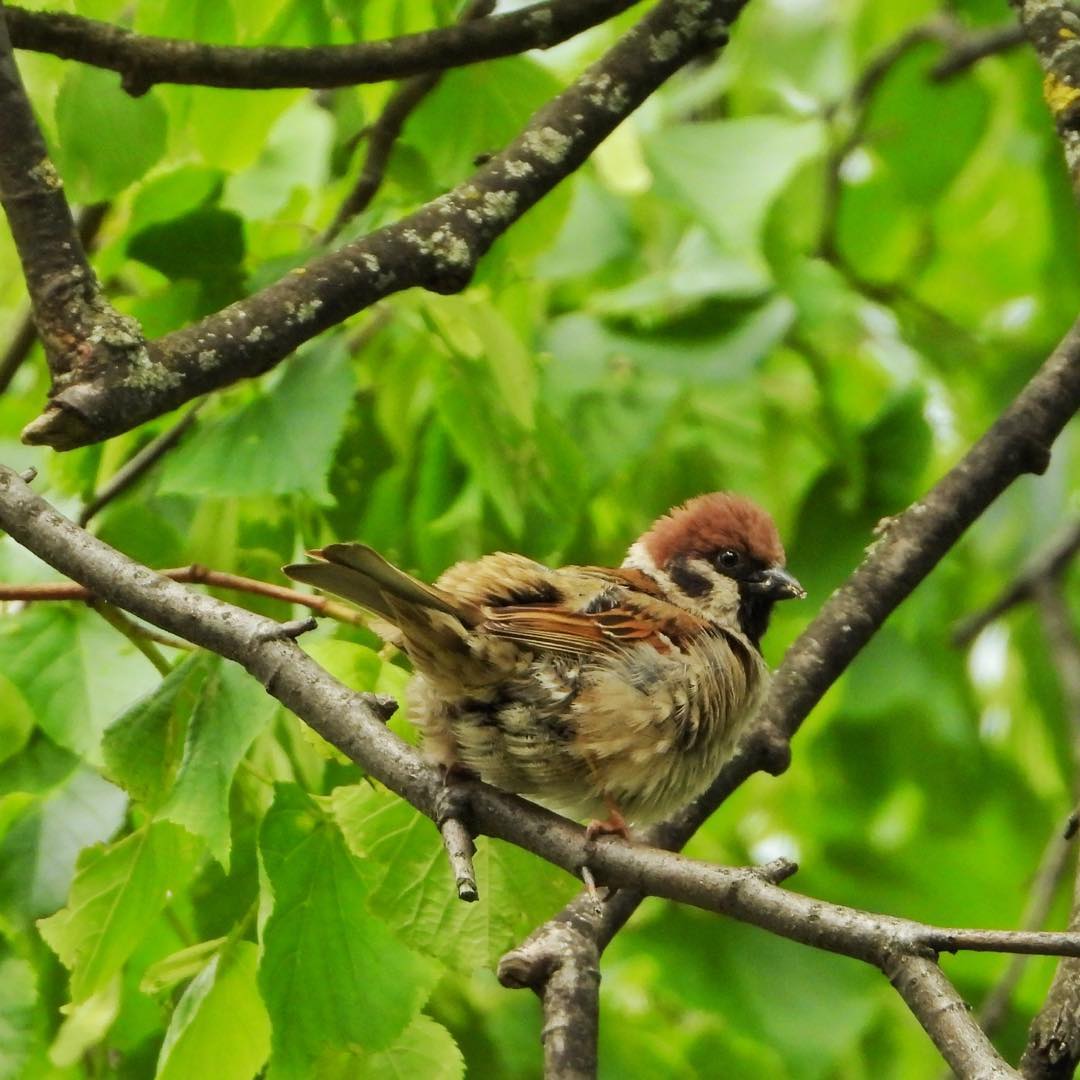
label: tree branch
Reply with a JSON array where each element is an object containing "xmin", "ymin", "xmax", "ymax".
[
  {"xmin": 7, "ymin": 466, "xmax": 1080, "ymax": 970},
  {"xmin": 1011, "ymin": 0, "xmax": 1080, "ymax": 195},
  {"xmin": 0, "ymin": 200, "xmax": 108, "ymax": 396},
  {"xmin": 499, "ymin": 913, "xmax": 602, "ymax": 1080},
  {"xmin": 886, "ymin": 953, "xmax": 1018, "ymax": 1079},
  {"xmin": 1021, "ymin": 582, "xmax": 1080, "ymax": 1079},
  {"xmin": 496, "ymin": 311, "xmax": 1080, "ymax": 1064},
  {"xmin": 0, "ymin": 563, "xmax": 368, "ymax": 626},
  {"xmin": 322, "ymin": 0, "xmax": 496, "ymax": 246},
  {"xmin": 953, "ymin": 519, "xmax": 1080, "ymax": 646},
  {"xmin": 931, "ymin": 23, "xmax": 1027, "ymax": 81},
  {"xmin": 0, "ymin": 12, "xmax": 132, "ymax": 383},
  {"xmin": 3, "ymin": 0, "xmax": 741, "ymax": 450},
  {"xmin": 3, "ymin": 0, "xmax": 635, "ymax": 94}
]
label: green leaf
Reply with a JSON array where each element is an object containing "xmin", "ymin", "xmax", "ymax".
[
  {"xmin": 37, "ymin": 821, "xmax": 199, "ymax": 1002},
  {"xmin": 424, "ymin": 295, "xmax": 536, "ymax": 430},
  {"xmin": 0, "ymin": 766, "xmax": 127, "ymax": 924},
  {"xmin": 103, "ymin": 651, "xmax": 209, "ymax": 808},
  {"xmin": 158, "ymin": 656, "xmax": 276, "ymax": 869},
  {"xmin": 48, "ymin": 975, "xmax": 121, "ymax": 1068},
  {"xmin": 0, "ymin": 606, "xmax": 161, "ymax": 766},
  {"xmin": 127, "ymin": 165, "xmax": 225, "ymax": 236},
  {"xmin": 258, "ymin": 785, "xmax": 438, "ymax": 1075},
  {"xmin": 647, "ymin": 117, "xmax": 824, "ymax": 274},
  {"xmin": 157, "ymin": 941, "xmax": 270, "ymax": 1080},
  {"xmin": 159, "ymin": 338, "xmax": 356, "ymax": 499},
  {"xmin": 0, "ymin": 956, "xmax": 36, "ymax": 1080},
  {"xmin": 331, "ymin": 783, "xmax": 577, "ymax": 972},
  {"xmin": 53, "ymin": 66, "xmax": 167, "ymax": 202},
  {"xmin": 140, "ymin": 936, "xmax": 226, "ymax": 996},
  {"xmin": 128, "ymin": 208, "xmax": 245, "ymax": 281},
  {"xmin": 357, "ymin": 1015, "xmax": 464, "ymax": 1080},
  {"xmin": 404, "ymin": 57, "xmax": 563, "ymax": 193},
  {"xmin": 0, "ymin": 673, "xmax": 34, "ymax": 767}
]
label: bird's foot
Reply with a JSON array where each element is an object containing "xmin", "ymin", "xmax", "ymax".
[{"xmin": 584, "ymin": 799, "xmax": 631, "ymax": 842}]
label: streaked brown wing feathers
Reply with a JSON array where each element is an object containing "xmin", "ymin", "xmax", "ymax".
[{"xmin": 482, "ymin": 593, "xmax": 714, "ymax": 656}]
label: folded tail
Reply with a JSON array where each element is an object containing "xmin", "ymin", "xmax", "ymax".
[{"xmin": 283, "ymin": 542, "xmax": 482, "ymax": 627}]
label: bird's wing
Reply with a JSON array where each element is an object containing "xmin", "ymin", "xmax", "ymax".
[{"xmin": 480, "ymin": 566, "xmax": 716, "ymax": 657}]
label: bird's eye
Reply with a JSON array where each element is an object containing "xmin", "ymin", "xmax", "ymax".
[{"xmin": 717, "ymin": 550, "xmax": 740, "ymax": 570}]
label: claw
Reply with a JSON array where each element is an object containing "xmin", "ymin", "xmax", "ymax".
[{"xmin": 585, "ymin": 797, "xmax": 631, "ymax": 842}]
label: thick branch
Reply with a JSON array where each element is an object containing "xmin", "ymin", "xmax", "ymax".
[
  {"xmin": 8, "ymin": 465, "xmax": 1080, "ymax": 1080},
  {"xmin": 886, "ymin": 953, "xmax": 1017, "ymax": 1079},
  {"xmin": 0, "ymin": 200, "xmax": 108, "ymax": 396},
  {"xmin": 1012, "ymin": 0, "xmax": 1080, "ymax": 194},
  {"xmin": 1022, "ymin": 583, "xmax": 1080, "ymax": 1079},
  {"xmin": 499, "ymin": 913, "xmax": 601, "ymax": 1080},
  {"xmin": 4, "ymin": 0, "xmax": 634, "ymax": 94},
  {"xmin": 499, "ymin": 313, "xmax": 1080, "ymax": 1046},
  {"xmin": 0, "ymin": 11, "xmax": 135, "ymax": 379},
  {"xmin": 10, "ymin": 0, "xmax": 740, "ymax": 449}
]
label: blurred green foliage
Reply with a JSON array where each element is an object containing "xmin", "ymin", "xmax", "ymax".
[{"xmin": 1, "ymin": 0, "xmax": 1079, "ymax": 1076}]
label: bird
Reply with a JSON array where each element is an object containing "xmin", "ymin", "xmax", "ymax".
[{"xmin": 283, "ymin": 492, "xmax": 803, "ymax": 837}]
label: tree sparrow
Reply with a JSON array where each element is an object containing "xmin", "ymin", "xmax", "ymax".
[{"xmin": 284, "ymin": 493, "xmax": 803, "ymax": 835}]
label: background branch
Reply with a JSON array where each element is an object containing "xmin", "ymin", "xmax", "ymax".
[
  {"xmin": 496, "ymin": 312, "xmax": 1080, "ymax": 1067},
  {"xmin": 321, "ymin": 0, "xmax": 496, "ymax": 246},
  {"xmin": 1012, "ymin": 0, "xmax": 1080, "ymax": 195},
  {"xmin": 6, "ymin": 0, "xmax": 742, "ymax": 450},
  {"xmin": 1021, "ymin": 582, "xmax": 1080, "ymax": 1078},
  {"xmin": 0, "ymin": 200, "xmax": 107, "ymax": 395},
  {"xmin": 3, "ymin": 0, "xmax": 634, "ymax": 94}
]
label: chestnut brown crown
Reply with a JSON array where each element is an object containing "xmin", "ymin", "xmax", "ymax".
[{"xmin": 640, "ymin": 492, "xmax": 786, "ymax": 569}]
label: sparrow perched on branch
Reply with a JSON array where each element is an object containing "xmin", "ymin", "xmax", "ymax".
[{"xmin": 284, "ymin": 493, "xmax": 803, "ymax": 835}]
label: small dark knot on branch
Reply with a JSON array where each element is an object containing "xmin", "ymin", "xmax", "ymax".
[
  {"xmin": 18, "ymin": 467, "xmax": 37, "ymax": 484},
  {"xmin": 1017, "ymin": 433, "xmax": 1053, "ymax": 475},
  {"xmin": 254, "ymin": 615, "xmax": 318, "ymax": 642},
  {"xmin": 366, "ymin": 693, "xmax": 399, "ymax": 722},
  {"xmin": 756, "ymin": 725, "xmax": 792, "ymax": 776},
  {"xmin": 754, "ymin": 857, "xmax": 799, "ymax": 884}
]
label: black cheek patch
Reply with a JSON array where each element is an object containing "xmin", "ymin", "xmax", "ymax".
[{"xmin": 667, "ymin": 557, "xmax": 713, "ymax": 598}]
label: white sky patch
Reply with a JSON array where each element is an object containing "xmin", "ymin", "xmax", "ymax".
[
  {"xmin": 839, "ymin": 145, "xmax": 875, "ymax": 184},
  {"xmin": 968, "ymin": 624, "xmax": 1010, "ymax": 691},
  {"xmin": 774, "ymin": 79, "xmax": 821, "ymax": 116},
  {"xmin": 750, "ymin": 832, "xmax": 801, "ymax": 866},
  {"xmin": 979, "ymin": 704, "xmax": 1012, "ymax": 741},
  {"xmin": 923, "ymin": 378, "xmax": 959, "ymax": 448},
  {"xmin": 993, "ymin": 295, "xmax": 1038, "ymax": 334},
  {"xmin": 769, "ymin": 0, "xmax": 822, "ymax": 15}
]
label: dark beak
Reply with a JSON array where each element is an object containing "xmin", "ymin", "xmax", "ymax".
[{"xmin": 748, "ymin": 565, "xmax": 806, "ymax": 601}]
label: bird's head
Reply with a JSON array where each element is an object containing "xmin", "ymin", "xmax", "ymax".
[{"xmin": 625, "ymin": 492, "xmax": 805, "ymax": 647}]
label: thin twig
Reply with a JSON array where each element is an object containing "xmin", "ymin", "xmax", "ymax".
[
  {"xmin": 953, "ymin": 520, "xmax": 1080, "ymax": 646},
  {"xmin": 931, "ymin": 23, "xmax": 1027, "ymax": 81},
  {"xmin": 435, "ymin": 782, "xmax": 479, "ymax": 903},
  {"xmin": 90, "ymin": 599, "xmax": 171, "ymax": 676},
  {"xmin": 9, "ymin": 463, "xmax": 1080, "ymax": 1080},
  {"xmin": 79, "ymin": 402, "xmax": 204, "ymax": 526},
  {"xmin": 977, "ymin": 829, "xmax": 1074, "ymax": 1039},
  {"xmin": 322, "ymin": 0, "xmax": 496, "ymax": 245},
  {"xmin": 0, "ymin": 563, "xmax": 368, "ymax": 626}
]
